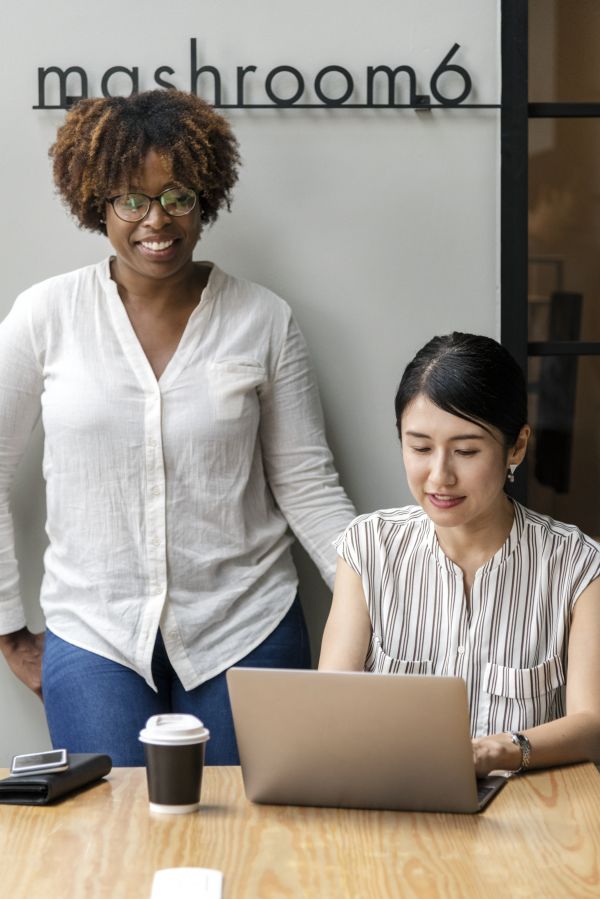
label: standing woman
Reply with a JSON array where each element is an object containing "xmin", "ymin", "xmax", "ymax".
[
  {"xmin": 320, "ymin": 333, "xmax": 600, "ymax": 776},
  {"xmin": 0, "ymin": 89, "xmax": 356, "ymax": 764}
]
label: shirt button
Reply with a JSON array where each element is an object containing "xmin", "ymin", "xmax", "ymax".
[
  {"xmin": 151, "ymin": 485, "xmax": 160, "ymax": 495},
  {"xmin": 148, "ymin": 438, "xmax": 157, "ymax": 447},
  {"xmin": 152, "ymin": 537, "xmax": 160, "ymax": 547},
  {"xmin": 457, "ymin": 646, "xmax": 465, "ymax": 655}
]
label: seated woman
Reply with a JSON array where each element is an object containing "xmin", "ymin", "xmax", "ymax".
[{"xmin": 319, "ymin": 332, "xmax": 600, "ymax": 777}]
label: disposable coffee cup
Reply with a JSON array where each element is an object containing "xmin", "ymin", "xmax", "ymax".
[{"xmin": 139, "ymin": 714, "xmax": 210, "ymax": 814}]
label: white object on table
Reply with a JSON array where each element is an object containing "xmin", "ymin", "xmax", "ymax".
[{"xmin": 150, "ymin": 867, "xmax": 223, "ymax": 899}]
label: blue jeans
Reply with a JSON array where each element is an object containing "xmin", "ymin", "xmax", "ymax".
[{"xmin": 42, "ymin": 596, "xmax": 310, "ymax": 766}]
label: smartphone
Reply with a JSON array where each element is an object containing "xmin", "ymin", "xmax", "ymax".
[{"xmin": 10, "ymin": 749, "xmax": 69, "ymax": 776}]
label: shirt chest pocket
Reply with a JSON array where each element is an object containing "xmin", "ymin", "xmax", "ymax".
[
  {"xmin": 367, "ymin": 637, "xmax": 432, "ymax": 675},
  {"xmin": 483, "ymin": 655, "xmax": 566, "ymax": 728},
  {"xmin": 208, "ymin": 359, "xmax": 266, "ymax": 420}
]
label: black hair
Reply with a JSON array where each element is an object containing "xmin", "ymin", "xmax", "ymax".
[{"xmin": 394, "ymin": 332, "xmax": 528, "ymax": 448}]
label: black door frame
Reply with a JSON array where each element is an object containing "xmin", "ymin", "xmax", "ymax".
[
  {"xmin": 500, "ymin": 1, "xmax": 600, "ymax": 505},
  {"xmin": 500, "ymin": 0, "xmax": 529, "ymax": 501}
]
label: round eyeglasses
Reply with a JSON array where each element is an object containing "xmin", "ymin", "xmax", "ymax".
[{"xmin": 106, "ymin": 187, "xmax": 198, "ymax": 222}]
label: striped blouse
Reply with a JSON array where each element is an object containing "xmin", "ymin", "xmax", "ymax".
[{"xmin": 335, "ymin": 502, "xmax": 600, "ymax": 737}]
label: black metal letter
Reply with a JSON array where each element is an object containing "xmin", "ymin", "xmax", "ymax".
[
  {"xmin": 101, "ymin": 66, "xmax": 139, "ymax": 98},
  {"xmin": 190, "ymin": 38, "xmax": 221, "ymax": 105},
  {"xmin": 264, "ymin": 66, "xmax": 304, "ymax": 106},
  {"xmin": 366, "ymin": 65, "xmax": 417, "ymax": 106},
  {"xmin": 236, "ymin": 66, "xmax": 257, "ymax": 107},
  {"xmin": 314, "ymin": 66, "xmax": 354, "ymax": 106},
  {"xmin": 154, "ymin": 66, "xmax": 176, "ymax": 90},
  {"xmin": 430, "ymin": 44, "xmax": 472, "ymax": 106},
  {"xmin": 35, "ymin": 66, "xmax": 88, "ymax": 109}
]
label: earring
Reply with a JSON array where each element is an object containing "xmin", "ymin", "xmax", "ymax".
[{"xmin": 507, "ymin": 464, "xmax": 517, "ymax": 483}]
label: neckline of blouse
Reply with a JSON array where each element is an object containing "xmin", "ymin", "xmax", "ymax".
[
  {"xmin": 97, "ymin": 257, "xmax": 225, "ymax": 390},
  {"xmin": 424, "ymin": 499, "xmax": 526, "ymax": 580}
]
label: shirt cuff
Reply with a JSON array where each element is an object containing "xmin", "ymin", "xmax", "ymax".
[{"xmin": 0, "ymin": 598, "xmax": 27, "ymax": 636}]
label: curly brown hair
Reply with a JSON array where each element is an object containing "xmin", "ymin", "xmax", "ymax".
[{"xmin": 49, "ymin": 89, "xmax": 241, "ymax": 235}]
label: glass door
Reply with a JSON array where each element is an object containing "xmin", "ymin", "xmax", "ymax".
[{"xmin": 526, "ymin": 0, "xmax": 600, "ymax": 537}]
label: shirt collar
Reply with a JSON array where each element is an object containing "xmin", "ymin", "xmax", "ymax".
[{"xmin": 425, "ymin": 498, "xmax": 525, "ymax": 577}]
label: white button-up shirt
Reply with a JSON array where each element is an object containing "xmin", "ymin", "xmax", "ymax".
[{"xmin": 0, "ymin": 260, "xmax": 356, "ymax": 688}]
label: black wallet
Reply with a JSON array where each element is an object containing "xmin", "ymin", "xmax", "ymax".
[{"xmin": 0, "ymin": 753, "xmax": 112, "ymax": 805}]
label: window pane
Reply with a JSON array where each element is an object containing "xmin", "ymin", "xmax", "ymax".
[
  {"xmin": 529, "ymin": 118, "xmax": 600, "ymax": 341},
  {"xmin": 529, "ymin": 0, "xmax": 600, "ymax": 102},
  {"xmin": 527, "ymin": 355, "xmax": 600, "ymax": 537}
]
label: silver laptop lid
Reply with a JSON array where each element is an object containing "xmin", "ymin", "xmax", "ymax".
[{"xmin": 227, "ymin": 668, "xmax": 486, "ymax": 813}]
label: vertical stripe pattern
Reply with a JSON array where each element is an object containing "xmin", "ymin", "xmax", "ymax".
[{"xmin": 335, "ymin": 502, "xmax": 600, "ymax": 738}]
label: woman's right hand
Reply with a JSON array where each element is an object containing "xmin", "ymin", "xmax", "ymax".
[{"xmin": 0, "ymin": 628, "xmax": 44, "ymax": 699}]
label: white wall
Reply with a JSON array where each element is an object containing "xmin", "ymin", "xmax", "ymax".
[{"xmin": 0, "ymin": 0, "xmax": 501, "ymax": 763}]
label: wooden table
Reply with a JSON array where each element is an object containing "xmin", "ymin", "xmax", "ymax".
[{"xmin": 1, "ymin": 764, "xmax": 600, "ymax": 898}]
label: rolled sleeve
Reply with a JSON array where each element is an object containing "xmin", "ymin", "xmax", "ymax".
[{"xmin": 259, "ymin": 313, "xmax": 356, "ymax": 590}]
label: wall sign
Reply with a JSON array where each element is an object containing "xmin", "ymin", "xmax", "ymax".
[{"xmin": 33, "ymin": 40, "xmax": 493, "ymax": 111}]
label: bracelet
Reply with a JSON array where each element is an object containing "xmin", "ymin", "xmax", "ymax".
[{"xmin": 509, "ymin": 732, "xmax": 532, "ymax": 773}]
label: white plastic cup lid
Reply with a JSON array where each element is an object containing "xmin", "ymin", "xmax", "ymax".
[{"xmin": 139, "ymin": 714, "xmax": 210, "ymax": 746}]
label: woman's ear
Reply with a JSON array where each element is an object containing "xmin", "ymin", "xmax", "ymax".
[{"xmin": 508, "ymin": 424, "xmax": 531, "ymax": 467}]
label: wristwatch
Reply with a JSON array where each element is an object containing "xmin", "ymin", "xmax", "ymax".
[{"xmin": 509, "ymin": 732, "xmax": 532, "ymax": 773}]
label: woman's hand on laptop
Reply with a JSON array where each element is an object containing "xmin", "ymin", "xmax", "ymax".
[{"xmin": 472, "ymin": 734, "xmax": 522, "ymax": 777}]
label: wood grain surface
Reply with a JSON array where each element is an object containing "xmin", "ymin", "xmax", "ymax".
[{"xmin": 1, "ymin": 764, "xmax": 600, "ymax": 898}]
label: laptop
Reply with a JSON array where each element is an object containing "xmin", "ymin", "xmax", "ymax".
[{"xmin": 226, "ymin": 668, "xmax": 508, "ymax": 814}]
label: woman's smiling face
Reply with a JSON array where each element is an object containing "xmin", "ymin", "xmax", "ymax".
[
  {"xmin": 400, "ymin": 393, "xmax": 525, "ymax": 531},
  {"xmin": 105, "ymin": 149, "xmax": 202, "ymax": 288}
]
